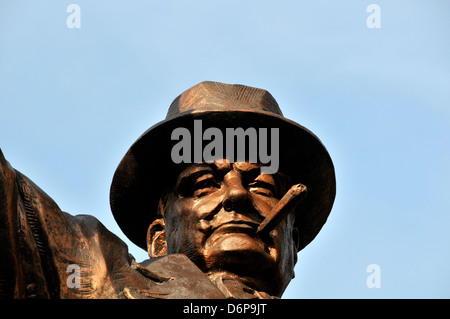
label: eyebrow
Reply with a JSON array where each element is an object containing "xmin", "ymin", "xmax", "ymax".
[{"xmin": 176, "ymin": 164, "xmax": 213, "ymax": 189}]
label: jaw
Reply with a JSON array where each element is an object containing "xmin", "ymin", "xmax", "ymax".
[
  {"xmin": 165, "ymin": 221, "xmax": 295, "ymax": 297},
  {"xmin": 199, "ymin": 232, "xmax": 288, "ymax": 296}
]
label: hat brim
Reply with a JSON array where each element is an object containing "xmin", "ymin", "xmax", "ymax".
[{"xmin": 110, "ymin": 109, "xmax": 336, "ymax": 252}]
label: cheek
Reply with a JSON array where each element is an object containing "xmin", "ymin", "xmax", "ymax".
[
  {"xmin": 164, "ymin": 200, "xmax": 192, "ymax": 253},
  {"xmin": 273, "ymin": 215, "xmax": 297, "ymax": 267},
  {"xmin": 165, "ymin": 198, "xmax": 219, "ymax": 254},
  {"xmin": 166, "ymin": 199, "xmax": 194, "ymax": 226},
  {"xmin": 191, "ymin": 194, "xmax": 223, "ymax": 219},
  {"xmin": 250, "ymin": 195, "xmax": 279, "ymax": 218},
  {"xmin": 190, "ymin": 192, "xmax": 224, "ymax": 233}
]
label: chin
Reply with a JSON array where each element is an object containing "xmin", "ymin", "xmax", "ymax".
[
  {"xmin": 203, "ymin": 233, "xmax": 276, "ymax": 273},
  {"xmin": 200, "ymin": 232, "xmax": 294, "ymax": 296}
]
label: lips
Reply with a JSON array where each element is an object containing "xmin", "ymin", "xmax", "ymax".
[
  {"xmin": 211, "ymin": 218, "xmax": 259, "ymax": 236},
  {"xmin": 204, "ymin": 214, "xmax": 273, "ymax": 251}
]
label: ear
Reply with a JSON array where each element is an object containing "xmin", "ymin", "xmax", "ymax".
[{"xmin": 146, "ymin": 218, "xmax": 167, "ymax": 258}]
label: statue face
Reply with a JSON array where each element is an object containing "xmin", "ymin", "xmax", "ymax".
[{"xmin": 159, "ymin": 161, "xmax": 299, "ymax": 296}]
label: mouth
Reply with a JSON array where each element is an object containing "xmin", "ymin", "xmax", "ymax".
[
  {"xmin": 211, "ymin": 220, "xmax": 259, "ymax": 236},
  {"xmin": 204, "ymin": 218, "xmax": 275, "ymax": 256}
]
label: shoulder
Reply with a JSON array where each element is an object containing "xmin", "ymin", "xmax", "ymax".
[{"xmin": 66, "ymin": 213, "xmax": 130, "ymax": 255}]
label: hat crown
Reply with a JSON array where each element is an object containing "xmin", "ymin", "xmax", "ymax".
[{"xmin": 166, "ymin": 81, "xmax": 283, "ymax": 119}]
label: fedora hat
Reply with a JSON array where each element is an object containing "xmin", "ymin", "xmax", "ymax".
[{"xmin": 110, "ymin": 81, "xmax": 336, "ymax": 252}]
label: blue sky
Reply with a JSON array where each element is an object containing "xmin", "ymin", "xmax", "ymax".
[{"xmin": 1, "ymin": 1, "xmax": 449, "ymax": 298}]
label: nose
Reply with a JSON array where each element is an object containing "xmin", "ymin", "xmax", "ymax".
[{"xmin": 222, "ymin": 171, "xmax": 249, "ymax": 212}]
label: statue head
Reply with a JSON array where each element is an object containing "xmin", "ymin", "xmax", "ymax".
[
  {"xmin": 110, "ymin": 81, "xmax": 336, "ymax": 297},
  {"xmin": 147, "ymin": 161, "xmax": 299, "ymax": 295}
]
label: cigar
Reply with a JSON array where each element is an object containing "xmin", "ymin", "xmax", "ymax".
[{"xmin": 256, "ymin": 183, "xmax": 307, "ymax": 235}]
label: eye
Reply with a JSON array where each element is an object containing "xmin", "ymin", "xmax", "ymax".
[
  {"xmin": 248, "ymin": 181, "xmax": 275, "ymax": 197},
  {"xmin": 192, "ymin": 175, "xmax": 220, "ymax": 197}
]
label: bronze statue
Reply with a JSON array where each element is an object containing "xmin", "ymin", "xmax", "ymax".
[{"xmin": 0, "ymin": 81, "xmax": 335, "ymax": 299}]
